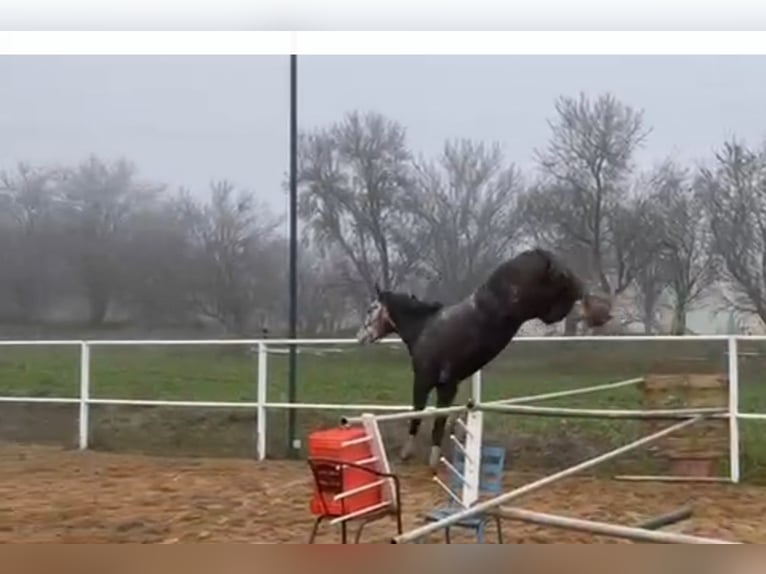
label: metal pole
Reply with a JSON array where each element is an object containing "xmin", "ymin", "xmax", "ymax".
[
  {"xmin": 287, "ymin": 53, "xmax": 299, "ymax": 458},
  {"xmin": 495, "ymin": 507, "xmax": 737, "ymax": 544},
  {"xmin": 391, "ymin": 416, "xmax": 704, "ymax": 543}
]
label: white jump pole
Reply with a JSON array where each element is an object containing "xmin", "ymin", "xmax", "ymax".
[
  {"xmin": 478, "ymin": 404, "xmax": 725, "ymax": 420},
  {"xmin": 491, "ymin": 377, "xmax": 645, "ymax": 406},
  {"xmin": 342, "ymin": 380, "xmax": 649, "ymax": 428},
  {"xmin": 341, "ymin": 404, "xmax": 470, "ymax": 425},
  {"xmin": 495, "ymin": 507, "xmax": 739, "ymax": 544},
  {"xmin": 360, "ymin": 413, "xmax": 397, "ymax": 507},
  {"xmin": 342, "ymin": 377, "xmax": 645, "ymax": 426},
  {"xmin": 391, "ymin": 416, "xmax": 705, "ymax": 543},
  {"xmin": 613, "ymin": 474, "xmax": 731, "ymax": 483}
]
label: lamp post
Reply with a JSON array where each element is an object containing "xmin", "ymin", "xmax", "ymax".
[{"xmin": 287, "ymin": 53, "xmax": 298, "ymax": 457}]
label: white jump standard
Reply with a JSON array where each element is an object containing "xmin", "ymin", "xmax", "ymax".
[
  {"xmin": 338, "ymin": 371, "xmax": 742, "ymax": 544},
  {"xmin": 387, "ymin": 408, "xmax": 739, "ymax": 544}
]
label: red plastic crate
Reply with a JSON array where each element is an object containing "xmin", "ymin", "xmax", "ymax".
[{"xmin": 308, "ymin": 426, "xmax": 382, "ymax": 516}]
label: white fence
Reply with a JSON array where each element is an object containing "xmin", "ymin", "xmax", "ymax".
[{"xmin": 0, "ymin": 334, "xmax": 765, "ymax": 483}]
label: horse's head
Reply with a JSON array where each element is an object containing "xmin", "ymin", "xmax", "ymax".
[
  {"xmin": 356, "ymin": 284, "xmax": 397, "ymax": 345},
  {"xmin": 577, "ymin": 292, "xmax": 613, "ymax": 328},
  {"xmin": 535, "ymin": 250, "xmax": 612, "ymax": 327},
  {"xmin": 496, "ymin": 248, "xmax": 613, "ymax": 328},
  {"xmin": 356, "ymin": 284, "xmax": 443, "ymax": 345}
]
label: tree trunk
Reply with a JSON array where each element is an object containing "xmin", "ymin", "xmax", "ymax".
[
  {"xmin": 672, "ymin": 301, "xmax": 687, "ymax": 335},
  {"xmin": 564, "ymin": 312, "xmax": 579, "ymax": 335},
  {"xmin": 82, "ymin": 253, "xmax": 113, "ymax": 326},
  {"xmin": 642, "ymin": 302, "xmax": 655, "ymax": 334},
  {"xmin": 88, "ymin": 289, "xmax": 110, "ymax": 326},
  {"xmin": 13, "ymin": 278, "xmax": 42, "ymax": 322}
]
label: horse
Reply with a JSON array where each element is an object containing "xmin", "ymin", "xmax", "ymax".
[{"xmin": 355, "ymin": 247, "xmax": 612, "ymax": 468}]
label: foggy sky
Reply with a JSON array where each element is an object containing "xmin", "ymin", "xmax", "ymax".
[{"xmin": 2, "ymin": 55, "xmax": 766, "ymax": 232}]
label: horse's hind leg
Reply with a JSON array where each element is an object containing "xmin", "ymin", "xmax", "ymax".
[
  {"xmin": 429, "ymin": 383, "xmax": 459, "ymax": 469},
  {"xmin": 400, "ymin": 377, "xmax": 430, "ymax": 462}
]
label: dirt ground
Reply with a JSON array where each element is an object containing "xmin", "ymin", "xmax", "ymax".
[{"xmin": 0, "ymin": 442, "xmax": 764, "ymax": 544}]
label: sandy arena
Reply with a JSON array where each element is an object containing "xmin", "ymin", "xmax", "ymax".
[{"xmin": 1, "ymin": 442, "xmax": 765, "ymax": 544}]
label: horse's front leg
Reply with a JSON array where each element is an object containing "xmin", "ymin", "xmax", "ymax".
[
  {"xmin": 429, "ymin": 382, "xmax": 459, "ymax": 469},
  {"xmin": 400, "ymin": 376, "xmax": 430, "ymax": 462}
]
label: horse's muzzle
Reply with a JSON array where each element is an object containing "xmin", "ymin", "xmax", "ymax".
[{"xmin": 356, "ymin": 326, "xmax": 373, "ymax": 344}]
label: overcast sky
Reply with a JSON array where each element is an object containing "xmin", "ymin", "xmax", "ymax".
[{"xmin": 2, "ymin": 55, "xmax": 766, "ymax": 230}]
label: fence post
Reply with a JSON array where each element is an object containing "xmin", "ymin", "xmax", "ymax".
[
  {"xmin": 461, "ymin": 408, "xmax": 483, "ymax": 506},
  {"xmin": 462, "ymin": 369, "xmax": 484, "ymax": 506},
  {"xmin": 78, "ymin": 342, "xmax": 91, "ymax": 450},
  {"xmin": 256, "ymin": 342, "xmax": 268, "ymax": 461},
  {"xmin": 727, "ymin": 336, "xmax": 740, "ymax": 483},
  {"xmin": 471, "ymin": 369, "xmax": 482, "ymax": 404}
]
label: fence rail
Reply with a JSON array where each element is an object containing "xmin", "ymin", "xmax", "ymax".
[{"xmin": 0, "ymin": 334, "xmax": 764, "ymax": 483}]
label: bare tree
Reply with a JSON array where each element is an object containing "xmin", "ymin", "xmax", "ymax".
[
  {"xmin": 0, "ymin": 163, "xmax": 65, "ymax": 320},
  {"xmin": 650, "ymin": 159, "xmax": 717, "ymax": 334},
  {"xmin": 631, "ymin": 259, "xmax": 668, "ymax": 333},
  {"xmin": 697, "ymin": 139, "xmax": 766, "ymax": 322},
  {"xmin": 630, "ymin": 191, "xmax": 672, "ymax": 333},
  {"xmin": 177, "ymin": 180, "xmax": 282, "ymax": 335},
  {"xmin": 119, "ymin": 201, "xmax": 196, "ymax": 327},
  {"xmin": 298, "ymin": 110, "xmax": 415, "ymax": 299},
  {"xmin": 58, "ymin": 155, "xmax": 163, "ymax": 325},
  {"xmin": 399, "ymin": 139, "xmax": 524, "ymax": 302},
  {"xmin": 627, "ymin": 169, "xmax": 677, "ymax": 334},
  {"xmin": 290, "ymin": 244, "xmax": 355, "ymax": 336},
  {"xmin": 529, "ymin": 92, "xmax": 652, "ymax": 296}
]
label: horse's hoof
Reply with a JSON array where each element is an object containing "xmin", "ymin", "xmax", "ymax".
[
  {"xmin": 400, "ymin": 437, "xmax": 416, "ymax": 461},
  {"xmin": 428, "ymin": 446, "xmax": 442, "ymax": 469}
]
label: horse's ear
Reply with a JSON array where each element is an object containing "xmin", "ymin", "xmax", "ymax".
[
  {"xmin": 544, "ymin": 251, "xmax": 568, "ymax": 283},
  {"xmin": 544, "ymin": 251, "xmax": 586, "ymax": 296}
]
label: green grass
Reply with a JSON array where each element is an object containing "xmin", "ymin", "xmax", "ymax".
[{"xmin": 0, "ymin": 338, "xmax": 765, "ymax": 482}]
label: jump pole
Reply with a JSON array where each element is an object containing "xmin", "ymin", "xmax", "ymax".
[
  {"xmin": 635, "ymin": 506, "xmax": 693, "ymax": 530},
  {"xmin": 390, "ymin": 416, "xmax": 706, "ymax": 544},
  {"xmin": 614, "ymin": 475, "xmax": 731, "ymax": 483},
  {"xmin": 492, "ymin": 377, "xmax": 645, "ymax": 406},
  {"xmin": 493, "ymin": 507, "xmax": 737, "ymax": 544},
  {"xmin": 341, "ymin": 376, "xmax": 645, "ymax": 427},
  {"xmin": 478, "ymin": 404, "xmax": 726, "ymax": 420},
  {"xmin": 341, "ymin": 404, "xmax": 470, "ymax": 426}
]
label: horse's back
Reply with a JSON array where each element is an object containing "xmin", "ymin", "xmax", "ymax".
[{"xmin": 412, "ymin": 294, "xmax": 519, "ymax": 382}]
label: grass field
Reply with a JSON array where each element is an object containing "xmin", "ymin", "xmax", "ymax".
[{"xmin": 1, "ymin": 336, "xmax": 765, "ymax": 482}]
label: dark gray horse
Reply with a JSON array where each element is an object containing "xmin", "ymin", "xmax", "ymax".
[{"xmin": 355, "ymin": 248, "xmax": 612, "ymax": 468}]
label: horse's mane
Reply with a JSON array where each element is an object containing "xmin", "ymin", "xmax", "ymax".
[{"xmin": 382, "ymin": 291, "xmax": 444, "ymax": 316}]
